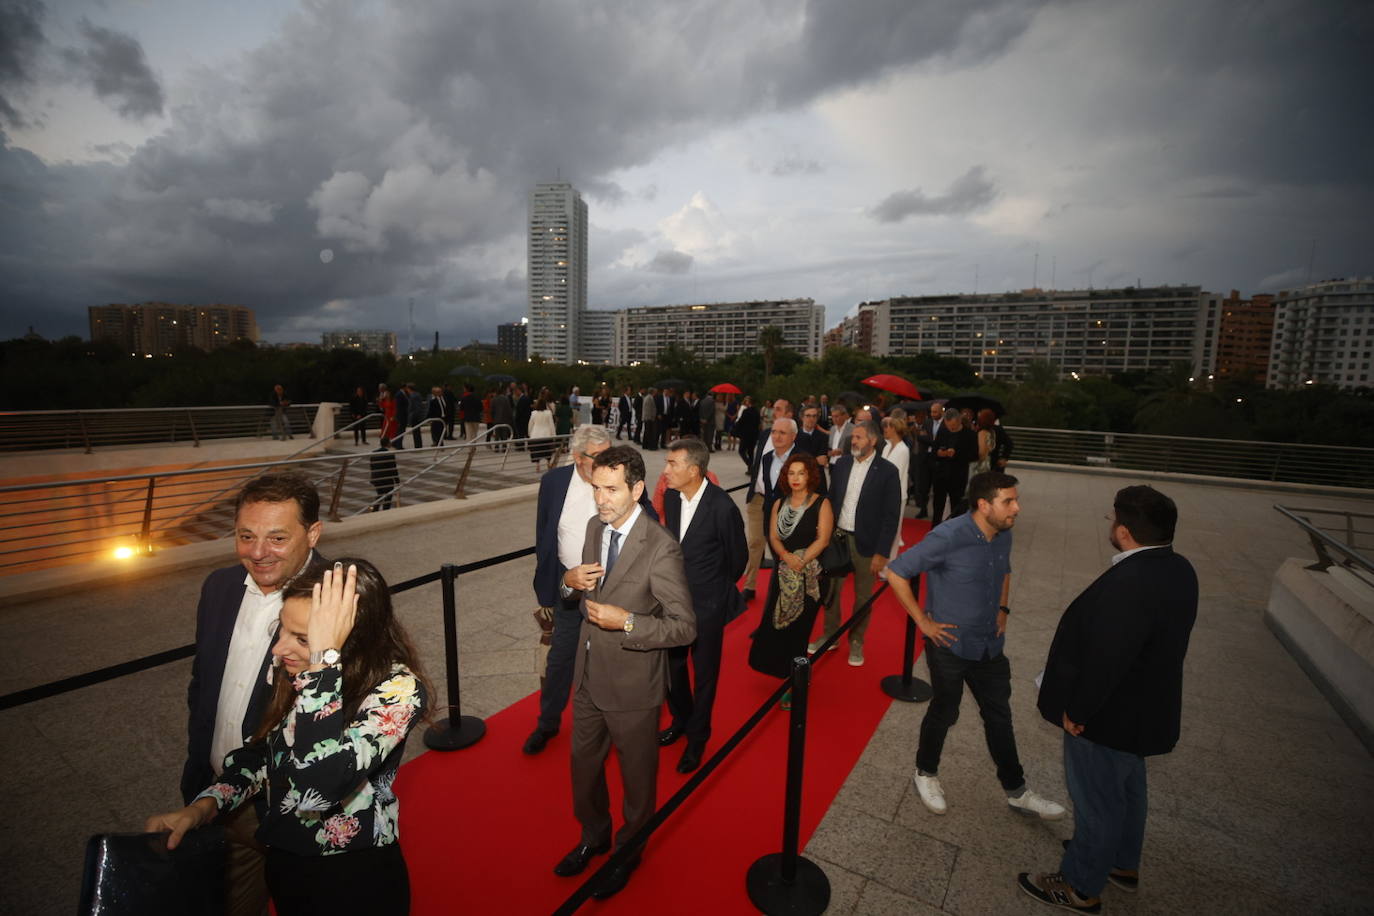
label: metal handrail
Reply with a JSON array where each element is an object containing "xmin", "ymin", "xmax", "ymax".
[
  {"xmin": 0, "ymin": 403, "xmax": 324, "ymax": 453},
  {"xmin": 1003, "ymin": 426, "xmax": 1374, "ymax": 489},
  {"xmin": 1273, "ymin": 505, "xmax": 1374, "ymax": 585},
  {"xmin": 0, "ymin": 435, "xmax": 570, "ymax": 572}
]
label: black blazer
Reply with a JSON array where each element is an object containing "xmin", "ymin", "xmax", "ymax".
[
  {"xmin": 827, "ymin": 453, "xmax": 901, "ymax": 559},
  {"xmin": 662, "ymin": 481, "xmax": 747, "ymax": 619},
  {"xmin": 181, "ymin": 566, "xmax": 267, "ymax": 803},
  {"xmin": 1037, "ymin": 547, "xmax": 1198, "ymax": 757},
  {"xmin": 745, "ymin": 445, "xmax": 813, "ymax": 506}
]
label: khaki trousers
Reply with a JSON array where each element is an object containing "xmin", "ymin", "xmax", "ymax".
[
  {"xmin": 743, "ymin": 496, "xmax": 767, "ymax": 591},
  {"xmin": 822, "ymin": 531, "xmax": 878, "ymax": 647},
  {"xmin": 222, "ymin": 801, "xmax": 269, "ymax": 916}
]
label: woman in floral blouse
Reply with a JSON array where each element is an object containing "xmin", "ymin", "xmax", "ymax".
[{"xmin": 148, "ymin": 559, "xmax": 428, "ymax": 915}]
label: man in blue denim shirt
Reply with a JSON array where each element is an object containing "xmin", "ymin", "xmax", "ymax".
[{"xmin": 886, "ymin": 471, "xmax": 1066, "ymax": 820}]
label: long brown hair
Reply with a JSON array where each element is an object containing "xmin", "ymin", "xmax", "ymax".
[{"xmin": 252, "ymin": 557, "xmax": 430, "ymax": 742}]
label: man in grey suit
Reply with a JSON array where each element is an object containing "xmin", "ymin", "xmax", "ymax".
[{"xmin": 552, "ymin": 446, "xmax": 695, "ymax": 899}]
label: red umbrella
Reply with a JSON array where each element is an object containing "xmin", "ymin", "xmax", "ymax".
[
  {"xmin": 709, "ymin": 382, "xmax": 743, "ymax": 394},
  {"xmin": 861, "ymin": 374, "xmax": 923, "ymax": 400}
]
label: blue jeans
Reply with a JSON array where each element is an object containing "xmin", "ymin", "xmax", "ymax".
[{"xmin": 1060, "ymin": 732, "xmax": 1147, "ymax": 898}]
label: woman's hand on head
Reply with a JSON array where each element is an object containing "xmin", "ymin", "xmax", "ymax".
[{"xmin": 308, "ymin": 562, "xmax": 359, "ymax": 662}]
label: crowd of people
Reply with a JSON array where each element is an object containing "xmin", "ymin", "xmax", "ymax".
[{"xmin": 152, "ymin": 380, "xmax": 1196, "ymax": 913}]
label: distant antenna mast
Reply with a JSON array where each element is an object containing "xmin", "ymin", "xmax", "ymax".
[
  {"xmin": 408, "ymin": 297, "xmax": 415, "ymax": 355},
  {"xmin": 1032, "ymin": 245, "xmax": 1039, "ymax": 289}
]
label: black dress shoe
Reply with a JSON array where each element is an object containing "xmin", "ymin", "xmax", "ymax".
[
  {"xmin": 742, "ymin": 588, "xmax": 756, "ymax": 603},
  {"xmin": 590, "ymin": 852, "xmax": 641, "ymax": 899},
  {"xmin": 522, "ymin": 727, "xmax": 558, "ymax": 755},
  {"xmin": 552, "ymin": 840, "xmax": 610, "ymax": 877},
  {"xmin": 657, "ymin": 725, "xmax": 684, "ymax": 747},
  {"xmin": 677, "ymin": 741, "xmax": 705, "ymax": 774}
]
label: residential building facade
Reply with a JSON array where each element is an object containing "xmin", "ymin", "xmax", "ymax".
[
  {"xmin": 579, "ymin": 310, "xmax": 615, "ymax": 365},
  {"xmin": 497, "ymin": 319, "xmax": 528, "ymax": 362},
  {"xmin": 527, "ymin": 182, "xmax": 588, "ymax": 364},
  {"xmin": 1267, "ymin": 277, "xmax": 1374, "ymax": 390},
  {"xmin": 1213, "ymin": 290, "xmax": 1275, "ymax": 384},
  {"xmin": 321, "ymin": 329, "xmax": 398, "ymax": 357},
  {"xmin": 88, "ymin": 303, "xmax": 259, "ymax": 355},
  {"xmin": 611, "ymin": 298, "xmax": 824, "ymax": 365}
]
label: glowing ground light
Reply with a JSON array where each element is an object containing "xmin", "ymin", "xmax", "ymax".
[{"xmin": 113, "ymin": 547, "xmax": 135, "ymax": 560}]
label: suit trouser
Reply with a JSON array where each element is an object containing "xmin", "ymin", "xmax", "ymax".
[
  {"xmin": 743, "ymin": 497, "xmax": 767, "ymax": 591},
  {"xmin": 223, "ymin": 800, "xmax": 269, "ymax": 916},
  {"xmin": 640, "ymin": 419, "xmax": 656, "ymax": 450},
  {"xmin": 931, "ymin": 464, "xmax": 970, "ymax": 524},
  {"xmin": 914, "ymin": 456, "xmax": 932, "ymax": 512},
  {"xmin": 916, "ymin": 642, "xmax": 1025, "ymax": 791},
  {"xmin": 537, "ymin": 603, "xmax": 583, "ymax": 732},
  {"xmin": 1060, "ymin": 732, "xmax": 1147, "ymax": 897},
  {"xmin": 665, "ymin": 606, "xmax": 725, "ymax": 742},
  {"xmin": 571, "ymin": 685, "xmax": 659, "ymax": 850},
  {"xmin": 821, "ymin": 531, "xmax": 878, "ymax": 646}
]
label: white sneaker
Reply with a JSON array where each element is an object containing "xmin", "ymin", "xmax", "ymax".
[
  {"xmin": 807, "ymin": 638, "xmax": 837, "ymax": 654},
  {"xmin": 847, "ymin": 644, "xmax": 865, "ymax": 666},
  {"xmin": 913, "ymin": 772, "xmax": 947, "ymax": 815},
  {"xmin": 1007, "ymin": 788, "xmax": 1066, "ymax": 820}
]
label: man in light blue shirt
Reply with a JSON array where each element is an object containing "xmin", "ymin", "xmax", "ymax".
[{"xmin": 886, "ymin": 471, "xmax": 1066, "ymax": 820}]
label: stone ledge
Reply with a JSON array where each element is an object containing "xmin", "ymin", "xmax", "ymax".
[{"xmin": 1265, "ymin": 557, "xmax": 1374, "ymax": 754}]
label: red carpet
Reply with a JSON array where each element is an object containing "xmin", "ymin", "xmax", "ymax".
[{"xmin": 395, "ymin": 518, "xmax": 931, "ymax": 914}]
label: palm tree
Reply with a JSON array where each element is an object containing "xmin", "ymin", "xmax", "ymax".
[{"xmin": 758, "ymin": 325, "xmax": 784, "ymax": 382}]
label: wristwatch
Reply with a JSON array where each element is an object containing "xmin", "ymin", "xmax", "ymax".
[
  {"xmin": 309, "ymin": 648, "xmax": 341, "ymax": 666},
  {"xmin": 622, "ymin": 615, "xmax": 635, "ymax": 635}
]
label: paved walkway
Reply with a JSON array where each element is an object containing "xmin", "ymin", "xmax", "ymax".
[{"xmin": 0, "ymin": 444, "xmax": 1369, "ymax": 914}]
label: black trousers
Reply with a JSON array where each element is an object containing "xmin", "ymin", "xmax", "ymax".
[
  {"xmin": 537, "ymin": 603, "xmax": 582, "ymax": 732},
  {"xmin": 641, "ymin": 419, "xmax": 657, "ymax": 450},
  {"xmin": 265, "ymin": 843, "xmax": 409, "ymax": 916},
  {"xmin": 931, "ymin": 463, "xmax": 969, "ymax": 524},
  {"xmin": 664, "ymin": 606, "xmax": 725, "ymax": 743},
  {"xmin": 916, "ymin": 641, "xmax": 1025, "ymax": 792}
]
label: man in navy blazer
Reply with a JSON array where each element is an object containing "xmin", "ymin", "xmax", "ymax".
[
  {"xmin": 525, "ymin": 425, "xmax": 657, "ymax": 754},
  {"xmin": 182, "ymin": 472, "xmax": 323, "ymax": 916},
  {"xmin": 818, "ymin": 420, "xmax": 901, "ymax": 666},
  {"xmin": 1020, "ymin": 485, "xmax": 1197, "ymax": 912},
  {"xmin": 657, "ymin": 437, "xmax": 747, "ymax": 773},
  {"xmin": 741, "ymin": 414, "xmax": 807, "ymax": 603}
]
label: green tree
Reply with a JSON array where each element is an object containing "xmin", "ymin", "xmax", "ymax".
[{"xmin": 758, "ymin": 325, "xmax": 785, "ymax": 382}]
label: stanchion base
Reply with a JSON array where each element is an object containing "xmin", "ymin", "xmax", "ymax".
[
  {"xmin": 880, "ymin": 675, "xmax": 933, "ymax": 703},
  {"xmin": 746, "ymin": 853, "xmax": 830, "ymax": 915},
  {"xmin": 423, "ymin": 715, "xmax": 486, "ymax": 751}
]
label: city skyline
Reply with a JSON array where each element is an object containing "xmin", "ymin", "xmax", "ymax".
[{"xmin": 1, "ymin": 0, "xmax": 1371, "ymax": 345}]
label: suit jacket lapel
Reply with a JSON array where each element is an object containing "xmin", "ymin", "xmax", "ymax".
[{"xmin": 603, "ymin": 516, "xmax": 648, "ymax": 596}]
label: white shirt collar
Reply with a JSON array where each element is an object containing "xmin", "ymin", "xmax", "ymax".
[{"xmin": 1112, "ymin": 544, "xmax": 1167, "ymax": 565}]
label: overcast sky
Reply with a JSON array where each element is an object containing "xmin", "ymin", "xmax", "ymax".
[{"xmin": 2, "ymin": 0, "xmax": 1371, "ymax": 346}]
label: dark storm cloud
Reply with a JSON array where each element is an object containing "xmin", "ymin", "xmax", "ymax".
[
  {"xmin": 869, "ymin": 166, "xmax": 997, "ymax": 222},
  {"xmin": 60, "ymin": 19, "xmax": 164, "ymax": 119},
  {"xmin": 644, "ymin": 250, "xmax": 694, "ymax": 274},
  {"xmin": 2, "ymin": 0, "xmax": 1035, "ymax": 341},
  {"xmin": 0, "ymin": 0, "xmax": 45, "ymax": 127}
]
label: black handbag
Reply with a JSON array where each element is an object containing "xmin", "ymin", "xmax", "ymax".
[
  {"xmin": 820, "ymin": 530, "xmax": 852, "ymax": 575},
  {"xmin": 79, "ymin": 826, "xmax": 227, "ymax": 916}
]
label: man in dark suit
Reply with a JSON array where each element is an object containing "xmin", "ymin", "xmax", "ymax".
[
  {"xmin": 639, "ymin": 388, "xmax": 658, "ymax": 451},
  {"xmin": 426, "ymin": 385, "xmax": 447, "ymax": 446},
  {"xmin": 182, "ymin": 472, "xmax": 323, "ymax": 916},
  {"xmin": 1019, "ymin": 486, "xmax": 1197, "ymax": 913},
  {"xmin": 658, "ymin": 438, "xmax": 746, "ymax": 773},
  {"xmin": 817, "ymin": 420, "xmax": 901, "ymax": 667},
  {"xmin": 514, "ymin": 383, "xmax": 533, "ymax": 443},
  {"xmin": 741, "ymin": 417, "xmax": 804, "ymax": 603},
  {"xmin": 912, "ymin": 405, "xmax": 938, "ymax": 518},
  {"xmin": 930, "ymin": 408, "xmax": 976, "ymax": 524},
  {"xmin": 616, "ymin": 386, "xmax": 635, "ymax": 440},
  {"xmin": 658, "ymin": 388, "xmax": 677, "ymax": 449},
  {"xmin": 798, "ymin": 405, "xmax": 829, "ymax": 487},
  {"xmin": 552, "ymin": 446, "xmax": 695, "ymax": 899},
  {"xmin": 459, "ymin": 383, "xmax": 483, "ymax": 440},
  {"xmin": 696, "ymin": 391, "xmax": 717, "ymax": 450},
  {"xmin": 733, "ymin": 395, "xmax": 760, "ymax": 468}
]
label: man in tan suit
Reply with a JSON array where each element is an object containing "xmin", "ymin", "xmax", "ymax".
[{"xmin": 551, "ymin": 445, "xmax": 695, "ymax": 899}]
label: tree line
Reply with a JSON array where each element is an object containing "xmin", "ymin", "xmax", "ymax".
[{"xmin": 4, "ymin": 335, "xmax": 1371, "ymax": 447}]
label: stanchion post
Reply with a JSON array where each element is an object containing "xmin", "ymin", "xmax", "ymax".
[
  {"xmin": 745, "ymin": 656, "xmax": 831, "ymax": 915},
  {"xmin": 424, "ymin": 563, "xmax": 487, "ymax": 750},
  {"xmin": 881, "ymin": 574, "xmax": 933, "ymax": 703}
]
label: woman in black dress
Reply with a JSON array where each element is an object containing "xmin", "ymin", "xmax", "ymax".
[{"xmin": 748, "ymin": 452, "xmax": 834, "ymax": 702}]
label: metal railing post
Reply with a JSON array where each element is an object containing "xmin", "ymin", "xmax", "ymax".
[
  {"xmin": 453, "ymin": 445, "xmax": 477, "ymax": 499},
  {"xmin": 326, "ymin": 459, "xmax": 350, "ymax": 522},
  {"xmin": 139, "ymin": 477, "xmax": 156, "ymax": 552},
  {"xmin": 745, "ymin": 655, "xmax": 830, "ymax": 914},
  {"xmin": 881, "ymin": 577, "xmax": 933, "ymax": 702},
  {"xmin": 78, "ymin": 412, "xmax": 92, "ymax": 454},
  {"xmin": 188, "ymin": 408, "xmax": 200, "ymax": 447},
  {"xmin": 423, "ymin": 563, "xmax": 486, "ymax": 750}
]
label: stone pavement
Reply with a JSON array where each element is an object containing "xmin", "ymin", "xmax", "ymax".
[{"xmin": 0, "ymin": 442, "xmax": 1370, "ymax": 914}]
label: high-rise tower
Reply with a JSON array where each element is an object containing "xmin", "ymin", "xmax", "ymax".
[{"xmin": 527, "ymin": 182, "xmax": 588, "ymax": 363}]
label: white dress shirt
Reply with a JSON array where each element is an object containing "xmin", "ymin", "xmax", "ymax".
[
  {"xmin": 677, "ymin": 479, "xmax": 708, "ymax": 538},
  {"xmin": 838, "ymin": 451, "xmax": 875, "ymax": 532},
  {"xmin": 210, "ymin": 575, "xmax": 281, "ymax": 772},
  {"xmin": 756, "ymin": 445, "xmax": 794, "ymax": 495},
  {"xmin": 558, "ymin": 471, "xmax": 598, "ymax": 573}
]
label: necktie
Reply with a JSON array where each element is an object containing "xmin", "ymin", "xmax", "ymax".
[{"xmin": 605, "ymin": 529, "xmax": 622, "ymax": 580}]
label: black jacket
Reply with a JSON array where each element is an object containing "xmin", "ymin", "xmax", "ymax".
[{"xmin": 1037, "ymin": 546, "xmax": 1198, "ymax": 756}]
